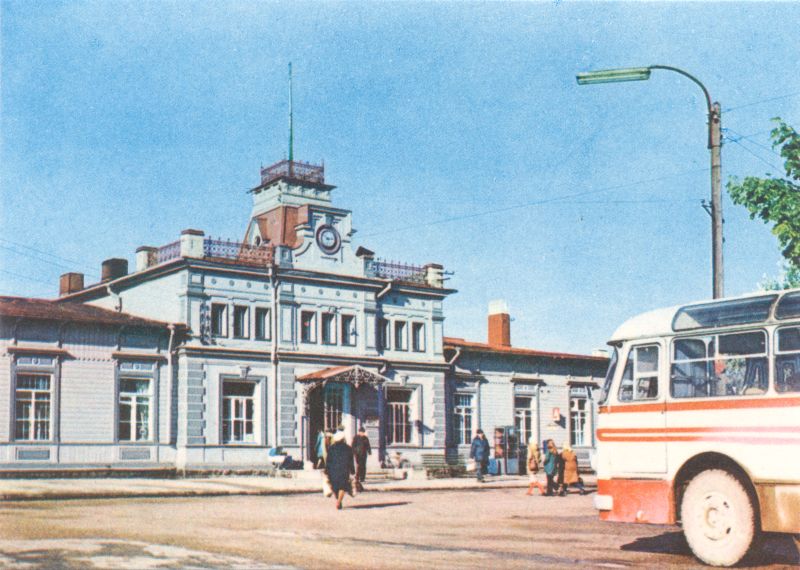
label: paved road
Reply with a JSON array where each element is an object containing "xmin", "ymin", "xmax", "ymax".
[{"xmin": 1, "ymin": 487, "xmax": 797, "ymax": 569}]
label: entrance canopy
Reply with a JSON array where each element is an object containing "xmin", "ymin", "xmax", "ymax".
[{"xmin": 296, "ymin": 365, "xmax": 388, "ymax": 393}]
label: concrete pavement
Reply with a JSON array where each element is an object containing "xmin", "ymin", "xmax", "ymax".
[{"xmin": 0, "ymin": 471, "xmax": 597, "ymax": 501}]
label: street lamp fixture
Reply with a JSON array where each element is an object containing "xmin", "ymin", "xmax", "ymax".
[
  {"xmin": 576, "ymin": 67, "xmax": 651, "ymax": 85},
  {"xmin": 576, "ymin": 65, "xmax": 724, "ymax": 299}
]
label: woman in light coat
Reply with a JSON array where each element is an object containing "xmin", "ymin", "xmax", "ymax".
[{"xmin": 525, "ymin": 437, "xmax": 545, "ymax": 496}]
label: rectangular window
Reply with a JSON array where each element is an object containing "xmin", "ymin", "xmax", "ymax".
[
  {"xmin": 514, "ymin": 396, "xmax": 533, "ymax": 448},
  {"xmin": 386, "ymin": 390, "xmax": 413, "ymax": 445},
  {"xmin": 233, "ymin": 305, "xmax": 249, "ymax": 338},
  {"xmin": 776, "ymin": 326, "xmax": 800, "ymax": 393},
  {"xmin": 301, "ymin": 311, "xmax": 317, "ymax": 343},
  {"xmin": 569, "ymin": 395, "xmax": 591, "ymax": 447},
  {"xmin": 118, "ymin": 378, "xmax": 152, "ymax": 442},
  {"xmin": 321, "ymin": 313, "xmax": 336, "ymax": 345},
  {"xmin": 15, "ymin": 374, "xmax": 51, "ymax": 441},
  {"xmin": 211, "ymin": 303, "xmax": 227, "ymax": 337},
  {"xmin": 222, "ymin": 381, "xmax": 256, "ymax": 443},
  {"xmin": 453, "ymin": 393, "xmax": 473, "ymax": 445},
  {"xmin": 255, "ymin": 308, "xmax": 271, "ymax": 340},
  {"xmin": 323, "ymin": 383, "xmax": 344, "ymax": 432},
  {"xmin": 341, "ymin": 315, "xmax": 356, "ymax": 346},
  {"xmin": 377, "ymin": 318, "xmax": 390, "ymax": 350},
  {"xmin": 671, "ymin": 330, "xmax": 768, "ymax": 398},
  {"xmin": 619, "ymin": 345, "xmax": 660, "ymax": 401},
  {"xmin": 411, "ymin": 322, "xmax": 425, "ymax": 352},
  {"xmin": 394, "ymin": 321, "xmax": 408, "ymax": 351}
]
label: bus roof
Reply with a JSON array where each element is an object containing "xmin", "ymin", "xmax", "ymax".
[{"xmin": 608, "ymin": 287, "xmax": 800, "ymax": 344}]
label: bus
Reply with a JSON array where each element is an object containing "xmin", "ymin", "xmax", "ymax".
[{"xmin": 593, "ymin": 288, "xmax": 800, "ymax": 566}]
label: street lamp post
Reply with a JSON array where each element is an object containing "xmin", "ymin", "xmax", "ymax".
[{"xmin": 576, "ymin": 65, "xmax": 724, "ymax": 299}]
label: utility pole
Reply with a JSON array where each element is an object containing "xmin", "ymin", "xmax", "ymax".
[{"xmin": 709, "ymin": 102, "xmax": 724, "ymax": 299}]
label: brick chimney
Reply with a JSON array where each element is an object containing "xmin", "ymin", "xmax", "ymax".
[
  {"xmin": 59, "ymin": 272, "xmax": 84, "ymax": 296},
  {"xmin": 488, "ymin": 299, "xmax": 511, "ymax": 348}
]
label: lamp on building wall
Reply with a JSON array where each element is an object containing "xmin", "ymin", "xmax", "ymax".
[{"xmin": 239, "ymin": 365, "xmax": 250, "ymax": 380}]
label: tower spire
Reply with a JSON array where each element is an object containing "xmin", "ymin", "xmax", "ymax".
[{"xmin": 288, "ymin": 62, "xmax": 294, "ymax": 164}]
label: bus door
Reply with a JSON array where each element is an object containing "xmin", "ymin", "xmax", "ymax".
[{"xmin": 606, "ymin": 343, "xmax": 667, "ymax": 474}]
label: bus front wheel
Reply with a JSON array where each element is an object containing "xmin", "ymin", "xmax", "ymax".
[{"xmin": 681, "ymin": 469, "xmax": 757, "ymax": 567}]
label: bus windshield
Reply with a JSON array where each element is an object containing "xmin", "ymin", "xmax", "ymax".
[{"xmin": 598, "ymin": 346, "xmax": 618, "ymax": 404}]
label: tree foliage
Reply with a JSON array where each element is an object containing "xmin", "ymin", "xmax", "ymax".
[{"xmin": 727, "ymin": 119, "xmax": 800, "ymax": 288}]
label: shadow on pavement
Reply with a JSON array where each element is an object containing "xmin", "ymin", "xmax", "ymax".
[
  {"xmin": 620, "ymin": 531, "xmax": 691, "ymax": 556},
  {"xmin": 347, "ymin": 501, "xmax": 411, "ymax": 510},
  {"xmin": 621, "ymin": 531, "xmax": 800, "ymax": 566}
]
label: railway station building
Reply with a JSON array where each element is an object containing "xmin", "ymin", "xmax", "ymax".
[{"xmin": 0, "ymin": 160, "xmax": 607, "ymax": 473}]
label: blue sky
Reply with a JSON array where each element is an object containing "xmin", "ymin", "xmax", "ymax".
[{"xmin": 2, "ymin": 1, "xmax": 798, "ymax": 354}]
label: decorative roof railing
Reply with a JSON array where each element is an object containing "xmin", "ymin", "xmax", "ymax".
[
  {"xmin": 260, "ymin": 160, "xmax": 325, "ymax": 186},
  {"xmin": 366, "ymin": 258, "xmax": 427, "ymax": 285},
  {"xmin": 152, "ymin": 238, "xmax": 273, "ymax": 267},
  {"xmin": 155, "ymin": 240, "xmax": 180, "ymax": 264},
  {"xmin": 203, "ymin": 237, "xmax": 273, "ymax": 266}
]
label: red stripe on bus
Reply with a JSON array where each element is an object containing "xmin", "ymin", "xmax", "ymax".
[
  {"xmin": 598, "ymin": 426, "xmax": 800, "ymax": 434},
  {"xmin": 597, "ymin": 434, "xmax": 799, "ymax": 445},
  {"xmin": 598, "ymin": 396, "xmax": 800, "ymax": 415}
]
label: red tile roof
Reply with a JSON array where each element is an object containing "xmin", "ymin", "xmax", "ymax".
[
  {"xmin": 443, "ymin": 336, "xmax": 607, "ymax": 362},
  {"xmin": 0, "ymin": 296, "xmax": 173, "ymax": 329},
  {"xmin": 296, "ymin": 365, "xmax": 358, "ymax": 381}
]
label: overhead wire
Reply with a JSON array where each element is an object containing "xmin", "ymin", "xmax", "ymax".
[
  {"xmin": 722, "ymin": 91, "xmax": 800, "ymax": 113},
  {"xmin": 360, "ymin": 166, "xmax": 709, "ymax": 238}
]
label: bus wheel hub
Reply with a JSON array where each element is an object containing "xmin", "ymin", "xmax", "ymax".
[{"xmin": 702, "ymin": 493, "xmax": 731, "ymax": 540}]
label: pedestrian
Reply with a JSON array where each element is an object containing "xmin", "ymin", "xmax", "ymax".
[
  {"xmin": 315, "ymin": 429, "xmax": 327, "ymax": 468},
  {"xmin": 543, "ymin": 439, "xmax": 560, "ymax": 496},
  {"xmin": 559, "ymin": 443, "xmax": 586, "ymax": 495},
  {"xmin": 324, "ymin": 431, "xmax": 355, "ymax": 510},
  {"xmin": 351, "ymin": 426, "xmax": 371, "ymax": 492},
  {"xmin": 469, "ymin": 428, "xmax": 490, "ymax": 482},
  {"xmin": 525, "ymin": 437, "xmax": 545, "ymax": 496}
]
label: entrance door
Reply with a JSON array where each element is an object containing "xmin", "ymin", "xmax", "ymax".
[
  {"xmin": 307, "ymin": 383, "xmax": 347, "ymax": 464},
  {"xmin": 515, "ymin": 395, "xmax": 535, "ymax": 474}
]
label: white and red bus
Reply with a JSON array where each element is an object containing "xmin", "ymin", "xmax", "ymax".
[{"xmin": 593, "ymin": 288, "xmax": 800, "ymax": 566}]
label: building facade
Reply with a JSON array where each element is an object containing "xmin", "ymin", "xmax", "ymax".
[
  {"xmin": 0, "ymin": 160, "xmax": 608, "ymax": 473},
  {"xmin": 0, "ymin": 297, "xmax": 176, "ymax": 470},
  {"xmin": 444, "ymin": 302, "xmax": 609, "ymax": 471}
]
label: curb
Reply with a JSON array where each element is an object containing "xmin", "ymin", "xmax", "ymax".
[{"xmin": 0, "ymin": 481, "xmax": 541, "ymax": 502}]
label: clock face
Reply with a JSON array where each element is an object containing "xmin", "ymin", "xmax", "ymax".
[{"xmin": 316, "ymin": 225, "xmax": 341, "ymax": 254}]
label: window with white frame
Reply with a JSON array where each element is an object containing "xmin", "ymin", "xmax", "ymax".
[
  {"xmin": 222, "ymin": 381, "xmax": 256, "ymax": 444},
  {"xmin": 321, "ymin": 313, "xmax": 336, "ymax": 345},
  {"xmin": 233, "ymin": 305, "xmax": 249, "ymax": 338},
  {"xmin": 15, "ymin": 374, "xmax": 52, "ymax": 441},
  {"xmin": 386, "ymin": 389, "xmax": 413, "ymax": 445},
  {"xmin": 211, "ymin": 303, "xmax": 227, "ymax": 337},
  {"xmin": 514, "ymin": 396, "xmax": 533, "ymax": 448},
  {"xmin": 255, "ymin": 307, "xmax": 271, "ymax": 340},
  {"xmin": 341, "ymin": 314, "xmax": 356, "ymax": 346},
  {"xmin": 394, "ymin": 320, "xmax": 408, "ymax": 351},
  {"xmin": 569, "ymin": 387, "xmax": 592, "ymax": 447},
  {"xmin": 411, "ymin": 322, "xmax": 425, "ymax": 352},
  {"xmin": 301, "ymin": 311, "xmax": 317, "ymax": 343},
  {"xmin": 453, "ymin": 393, "xmax": 473, "ymax": 445},
  {"xmin": 619, "ymin": 344, "xmax": 660, "ymax": 401},
  {"xmin": 118, "ymin": 378, "xmax": 152, "ymax": 441}
]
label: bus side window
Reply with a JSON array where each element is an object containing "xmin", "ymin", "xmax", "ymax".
[
  {"xmin": 618, "ymin": 345, "xmax": 659, "ymax": 402},
  {"xmin": 776, "ymin": 326, "xmax": 800, "ymax": 393}
]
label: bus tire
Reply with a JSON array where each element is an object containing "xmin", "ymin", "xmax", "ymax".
[{"xmin": 681, "ymin": 469, "xmax": 757, "ymax": 567}]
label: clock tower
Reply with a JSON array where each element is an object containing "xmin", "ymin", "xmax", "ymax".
[{"xmin": 243, "ymin": 159, "xmax": 363, "ymax": 275}]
